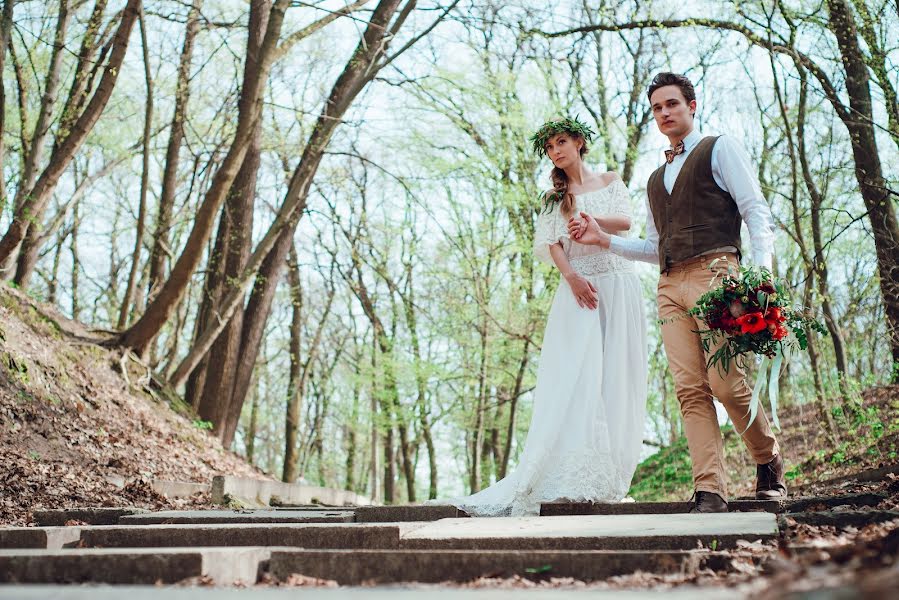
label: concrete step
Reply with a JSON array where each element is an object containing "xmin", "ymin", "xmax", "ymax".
[
  {"xmin": 118, "ymin": 509, "xmax": 355, "ymax": 525},
  {"xmin": 0, "ymin": 527, "xmax": 81, "ymax": 550},
  {"xmin": 77, "ymin": 523, "xmax": 400, "ymax": 549},
  {"xmin": 3, "ymin": 512, "xmax": 777, "ymax": 552},
  {"xmin": 0, "ymin": 585, "xmax": 738, "ymax": 599},
  {"xmin": 540, "ymin": 500, "xmax": 783, "ymax": 516},
  {"xmin": 354, "ymin": 505, "xmax": 467, "ymax": 522},
  {"xmin": 32, "ymin": 507, "xmax": 149, "ymax": 526},
  {"xmin": 267, "ymin": 548, "xmax": 739, "ymax": 585},
  {"xmin": 0, "ymin": 546, "xmax": 741, "ymax": 587},
  {"xmin": 399, "ymin": 513, "xmax": 777, "ymax": 551},
  {"xmin": 540, "ymin": 492, "xmax": 889, "ymax": 517},
  {"xmin": 0, "ymin": 547, "xmax": 268, "ymax": 585}
]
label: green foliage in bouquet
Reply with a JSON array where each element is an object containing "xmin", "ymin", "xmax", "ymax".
[{"xmin": 688, "ymin": 263, "xmax": 827, "ymax": 375}]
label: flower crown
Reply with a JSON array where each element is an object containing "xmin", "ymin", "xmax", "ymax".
[{"xmin": 529, "ymin": 116, "xmax": 596, "ymax": 157}]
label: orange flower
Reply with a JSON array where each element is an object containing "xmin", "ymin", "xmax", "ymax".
[{"xmin": 736, "ymin": 312, "xmax": 767, "ymax": 335}]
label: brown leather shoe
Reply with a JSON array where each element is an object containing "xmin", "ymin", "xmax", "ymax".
[
  {"xmin": 689, "ymin": 491, "xmax": 728, "ymax": 513},
  {"xmin": 756, "ymin": 453, "xmax": 788, "ymax": 499}
]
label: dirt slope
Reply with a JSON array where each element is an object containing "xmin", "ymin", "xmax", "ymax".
[
  {"xmin": 630, "ymin": 382, "xmax": 899, "ymax": 501},
  {"xmin": 0, "ymin": 284, "xmax": 264, "ymax": 525}
]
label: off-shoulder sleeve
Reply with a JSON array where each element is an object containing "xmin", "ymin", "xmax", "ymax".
[
  {"xmin": 533, "ymin": 203, "xmax": 569, "ymax": 265},
  {"xmin": 605, "ymin": 179, "xmax": 633, "ymax": 219}
]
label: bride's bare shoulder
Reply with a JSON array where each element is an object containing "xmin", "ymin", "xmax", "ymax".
[{"xmin": 600, "ymin": 171, "xmax": 623, "ymax": 186}]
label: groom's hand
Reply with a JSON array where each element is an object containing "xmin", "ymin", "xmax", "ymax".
[{"xmin": 568, "ymin": 212, "xmax": 610, "ymax": 248}]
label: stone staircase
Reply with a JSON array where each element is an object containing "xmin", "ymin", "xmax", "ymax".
[{"xmin": 0, "ymin": 493, "xmax": 885, "ymax": 595}]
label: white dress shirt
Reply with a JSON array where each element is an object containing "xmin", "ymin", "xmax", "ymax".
[{"xmin": 608, "ymin": 129, "xmax": 775, "ymax": 270}]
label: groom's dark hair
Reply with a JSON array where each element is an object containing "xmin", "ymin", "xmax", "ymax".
[{"xmin": 647, "ymin": 72, "xmax": 696, "ymax": 105}]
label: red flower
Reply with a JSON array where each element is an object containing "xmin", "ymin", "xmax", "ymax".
[
  {"xmin": 770, "ymin": 324, "xmax": 789, "ymax": 340},
  {"xmin": 720, "ymin": 314, "xmax": 738, "ymax": 332},
  {"xmin": 736, "ymin": 312, "xmax": 767, "ymax": 335},
  {"xmin": 764, "ymin": 306, "xmax": 783, "ymax": 324}
]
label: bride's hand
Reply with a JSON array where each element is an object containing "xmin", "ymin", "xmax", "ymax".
[
  {"xmin": 568, "ymin": 212, "xmax": 609, "ymax": 247},
  {"xmin": 565, "ymin": 273, "xmax": 598, "ymax": 310},
  {"xmin": 567, "ymin": 215, "xmax": 588, "ymax": 240}
]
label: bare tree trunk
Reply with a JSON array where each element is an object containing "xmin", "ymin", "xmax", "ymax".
[
  {"xmin": 794, "ymin": 68, "xmax": 851, "ymax": 402},
  {"xmin": 383, "ymin": 422, "xmax": 395, "ymax": 504},
  {"xmin": 116, "ymin": 0, "xmax": 288, "ymax": 354},
  {"xmin": 802, "ymin": 268, "xmax": 827, "ymax": 404},
  {"xmin": 245, "ymin": 383, "xmax": 259, "ymax": 464},
  {"xmin": 147, "ymin": 0, "xmax": 202, "ymax": 301},
  {"xmin": 8, "ymin": 0, "xmax": 72, "ymax": 282},
  {"xmin": 117, "ymin": 5, "xmax": 153, "ymax": 328},
  {"xmin": 470, "ymin": 315, "xmax": 489, "ymax": 494},
  {"xmin": 15, "ymin": 0, "xmax": 115, "ymax": 287},
  {"xmin": 54, "ymin": 0, "xmax": 112, "ymax": 146},
  {"xmin": 403, "ymin": 260, "xmax": 437, "ymax": 498},
  {"xmin": 214, "ymin": 0, "xmax": 380, "ymax": 450},
  {"xmin": 282, "ymin": 246, "xmax": 303, "ymax": 482},
  {"xmin": 47, "ymin": 225, "xmax": 66, "ymax": 304},
  {"xmin": 851, "ymin": 0, "xmax": 899, "ymax": 152},
  {"xmin": 489, "ymin": 420, "xmax": 501, "ymax": 482},
  {"xmin": 0, "ymin": 0, "xmax": 15, "ymax": 210},
  {"xmin": 70, "ymin": 199, "xmax": 81, "ymax": 320},
  {"xmin": 8, "ymin": 41, "xmax": 29, "ymax": 172},
  {"xmin": 217, "ymin": 208, "xmax": 288, "ymax": 447},
  {"xmin": 345, "ymin": 365, "xmax": 360, "ymax": 491},
  {"xmin": 397, "ymin": 409, "xmax": 415, "ymax": 502},
  {"xmin": 195, "ymin": 119, "xmax": 260, "ymax": 442},
  {"xmin": 500, "ymin": 337, "xmax": 530, "ymax": 479},
  {"xmin": 167, "ymin": 0, "xmax": 414, "ymax": 388},
  {"xmin": 348, "ymin": 254, "xmax": 401, "ymax": 502},
  {"xmin": 0, "ymin": 0, "xmax": 139, "ymax": 278},
  {"xmin": 183, "ymin": 227, "xmax": 226, "ymax": 410},
  {"xmin": 810, "ymin": 0, "xmax": 898, "ymax": 374},
  {"xmin": 161, "ymin": 276, "xmax": 196, "ymax": 379},
  {"xmin": 769, "ymin": 53, "xmax": 830, "ymax": 415},
  {"xmin": 15, "ymin": 0, "xmax": 71, "ymax": 209},
  {"xmin": 369, "ymin": 337, "xmax": 380, "ymax": 502}
]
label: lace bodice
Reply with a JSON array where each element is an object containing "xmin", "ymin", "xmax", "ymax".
[{"xmin": 533, "ymin": 178, "xmax": 635, "ymax": 276}]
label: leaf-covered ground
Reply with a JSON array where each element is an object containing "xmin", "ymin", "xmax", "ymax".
[
  {"xmin": 629, "ymin": 384, "xmax": 899, "ymax": 502},
  {"xmin": 0, "ymin": 285, "xmax": 265, "ymax": 526},
  {"xmin": 1, "ymin": 281, "xmax": 897, "ymax": 595}
]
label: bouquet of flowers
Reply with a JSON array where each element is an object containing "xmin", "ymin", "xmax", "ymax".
[{"xmin": 689, "ymin": 260, "xmax": 827, "ymax": 429}]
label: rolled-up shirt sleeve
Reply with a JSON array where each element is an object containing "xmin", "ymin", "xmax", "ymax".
[{"xmin": 712, "ymin": 136, "xmax": 775, "ymax": 270}]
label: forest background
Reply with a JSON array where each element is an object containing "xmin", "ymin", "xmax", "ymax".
[{"xmin": 1, "ymin": 0, "xmax": 897, "ymax": 504}]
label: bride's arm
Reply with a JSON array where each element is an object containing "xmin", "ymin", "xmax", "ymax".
[{"xmin": 549, "ymin": 242, "xmax": 597, "ymax": 310}]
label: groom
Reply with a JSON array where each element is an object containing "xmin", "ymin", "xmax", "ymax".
[{"xmin": 570, "ymin": 72, "xmax": 787, "ymax": 513}]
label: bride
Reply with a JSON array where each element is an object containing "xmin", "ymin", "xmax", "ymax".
[{"xmin": 444, "ymin": 117, "xmax": 648, "ymax": 516}]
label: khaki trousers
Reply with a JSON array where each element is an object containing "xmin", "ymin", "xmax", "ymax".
[{"xmin": 657, "ymin": 253, "xmax": 779, "ymax": 499}]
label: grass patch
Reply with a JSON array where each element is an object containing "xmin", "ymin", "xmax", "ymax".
[{"xmin": 628, "ymin": 435, "xmax": 694, "ymax": 501}]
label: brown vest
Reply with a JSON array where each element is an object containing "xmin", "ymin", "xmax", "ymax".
[{"xmin": 648, "ymin": 136, "xmax": 742, "ymax": 272}]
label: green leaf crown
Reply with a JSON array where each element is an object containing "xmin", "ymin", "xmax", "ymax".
[{"xmin": 529, "ymin": 116, "xmax": 596, "ymax": 158}]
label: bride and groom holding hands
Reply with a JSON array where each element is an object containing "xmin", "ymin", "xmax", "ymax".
[{"xmin": 444, "ymin": 72, "xmax": 788, "ymax": 517}]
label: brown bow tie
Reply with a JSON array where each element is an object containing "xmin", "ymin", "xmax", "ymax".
[{"xmin": 664, "ymin": 141, "xmax": 685, "ymax": 164}]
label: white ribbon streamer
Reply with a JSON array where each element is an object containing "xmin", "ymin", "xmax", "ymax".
[{"xmin": 742, "ymin": 350, "xmax": 784, "ymax": 433}]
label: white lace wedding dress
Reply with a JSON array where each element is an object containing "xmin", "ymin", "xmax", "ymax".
[{"xmin": 443, "ymin": 179, "xmax": 648, "ymax": 516}]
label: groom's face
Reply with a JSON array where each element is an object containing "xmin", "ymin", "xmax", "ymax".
[{"xmin": 650, "ymin": 85, "xmax": 696, "ymax": 140}]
